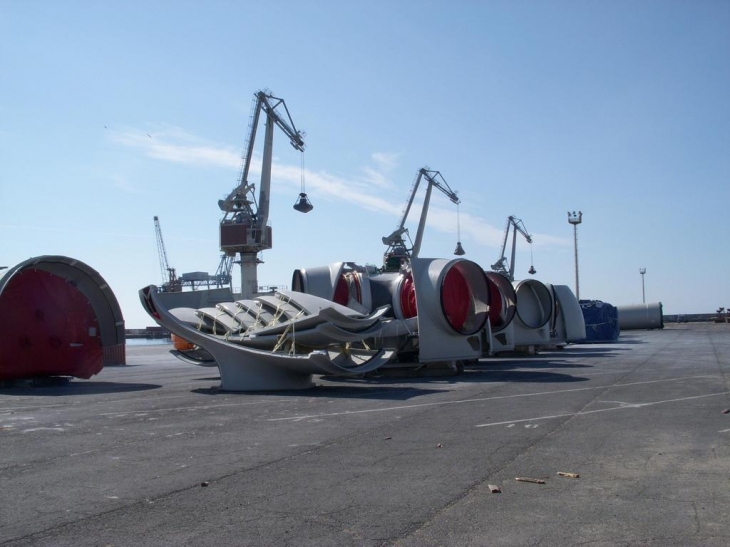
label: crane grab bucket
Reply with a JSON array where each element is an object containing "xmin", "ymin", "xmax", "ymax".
[{"xmin": 293, "ymin": 192, "xmax": 313, "ymax": 213}]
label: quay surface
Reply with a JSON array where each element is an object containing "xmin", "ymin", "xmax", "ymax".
[{"xmin": 1, "ymin": 323, "xmax": 729, "ymax": 546}]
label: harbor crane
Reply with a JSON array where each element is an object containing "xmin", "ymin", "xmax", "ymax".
[
  {"xmin": 153, "ymin": 216, "xmax": 181, "ymax": 293},
  {"xmin": 382, "ymin": 167, "xmax": 464, "ymax": 269},
  {"xmin": 154, "ymin": 216, "xmax": 231, "ymax": 292},
  {"xmin": 214, "ymin": 254, "xmax": 234, "ymax": 290},
  {"xmin": 491, "ymin": 215, "xmax": 536, "ymax": 281},
  {"xmin": 219, "ymin": 89, "xmax": 310, "ymax": 298}
]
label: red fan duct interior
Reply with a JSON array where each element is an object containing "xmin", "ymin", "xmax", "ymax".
[
  {"xmin": 440, "ymin": 263, "xmax": 471, "ymax": 332},
  {"xmin": 485, "ymin": 271, "xmax": 517, "ymax": 332},
  {"xmin": 0, "ymin": 256, "xmax": 125, "ymax": 381},
  {"xmin": 399, "ymin": 272, "xmax": 418, "ymax": 319}
]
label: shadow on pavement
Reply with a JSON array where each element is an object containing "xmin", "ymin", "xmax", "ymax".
[
  {"xmin": 0, "ymin": 380, "xmax": 161, "ymax": 396},
  {"xmin": 475, "ymin": 360, "xmax": 593, "ymax": 370},
  {"xmin": 461, "ymin": 369, "xmax": 589, "ymax": 383},
  {"xmin": 192, "ymin": 383, "xmax": 449, "ymax": 400}
]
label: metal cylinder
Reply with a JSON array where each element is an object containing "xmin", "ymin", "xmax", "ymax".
[
  {"xmin": 513, "ymin": 279, "xmax": 553, "ymax": 329},
  {"xmin": 617, "ymin": 303, "xmax": 664, "ymax": 330}
]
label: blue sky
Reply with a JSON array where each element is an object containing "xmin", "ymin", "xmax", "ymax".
[{"xmin": 1, "ymin": 0, "xmax": 728, "ymax": 328}]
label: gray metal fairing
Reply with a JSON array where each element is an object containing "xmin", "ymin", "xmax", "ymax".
[
  {"xmin": 551, "ymin": 284, "xmax": 586, "ymax": 342},
  {"xmin": 139, "ymin": 286, "xmax": 395, "ymax": 391}
]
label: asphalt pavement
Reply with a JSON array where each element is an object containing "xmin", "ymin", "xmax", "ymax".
[{"xmin": 1, "ymin": 323, "xmax": 729, "ymax": 546}]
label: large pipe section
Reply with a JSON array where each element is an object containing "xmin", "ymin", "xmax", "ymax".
[
  {"xmin": 514, "ymin": 279, "xmax": 554, "ymax": 330},
  {"xmin": 292, "ymin": 260, "xmax": 586, "ymax": 361},
  {"xmin": 483, "ymin": 272, "xmax": 517, "ymax": 352},
  {"xmin": 0, "ymin": 256, "xmax": 125, "ymax": 381},
  {"xmin": 547, "ymin": 284, "xmax": 586, "ymax": 344},
  {"xmin": 293, "ymin": 258, "xmax": 490, "ymax": 363},
  {"xmin": 509, "ymin": 278, "xmax": 554, "ymax": 347},
  {"xmin": 411, "ymin": 258, "xmax": 489, "ymax": 361},
  {"xmin": 292, "ymin": 262, "xmax": 372, "ymax": 314},
  {"xmin": 617, "ymin": 303, "xmax": 664, "ymax": 330},
  {"xmin": 484, "ymin": 272, "xmax": 516, "ymax": 333},
  {"xmin": 483, "ymin": 277, "xmax": 584, "ymax": 352}
]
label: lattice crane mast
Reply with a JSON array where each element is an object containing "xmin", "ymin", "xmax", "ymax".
[
  {"xmin": 218, "ymin": 90, "xmax": 310, "ymax": 298},
  {"xmin": 382, "ymin": 167, "xmax": 464, "ymax": 269},
  {"xmin": 491, "ymin": 215, "xmax": 536, "ymax": 281},
  {"xmin": 153, "ymin": 216, "xmax": 181, "ymax": 293}
]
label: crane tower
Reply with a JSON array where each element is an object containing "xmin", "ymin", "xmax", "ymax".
[{"xmin": 218, "ymin": 90, "xmax": 309, "ymax": 298}]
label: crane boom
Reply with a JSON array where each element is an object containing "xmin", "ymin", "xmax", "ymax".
[
  {"xmin": 221, "ymin": 91, "xmax": 305, "ymax": 216},
  {"xmin": 219, "ymin": 89, "xmax": 306, "ymax": 298},
  {"xmin": 382, "ymin": 167, "xmax": 460, "ymax": 263},
  {"xmin": 153, "ymin": 216, "xmax": 180, "ymax": 292},
  {"xmin": 412, "ymin": 169, "xmax": 460, "ymax": 257},
  {"xmin": 491, "ymin": 215, "xmax": 534, "ymax": 281}
]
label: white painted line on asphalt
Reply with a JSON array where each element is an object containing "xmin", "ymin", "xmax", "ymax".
[
  {"xmin": 267, "ymin": 375, "xmax": 718, "ymax": 422},
  {"xmin": 597, "ymin": 400, "xmax": 643, "ymax": 408},
  {"xmin": 719, "ymin": 428, "xmax": 730, "ymax": 434},
  {"xmin": 95, "ymin": 399, "xmax": 295, "ymax": 417},
  {"xmin": 562, "ymin": 369, "xmax": 643, "ymax": 377},
  {"xmin": 0, "ymin": 394, "xmax": 218, "ymax": 414},
  {"xmin": 475, "ymin": 392, "xmax": 730, "ymax": 428},
  {"xmin": 476, "ymin": 368, "xmax": 636, "ymax": 378}
]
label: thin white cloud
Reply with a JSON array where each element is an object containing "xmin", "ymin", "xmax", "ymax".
[
  {"xmin": 357, "ymin": 152, "xmax": 402, "ymax": 189},
  {"xmin": 110, "ymin": 126, "xmax": 241, "ymax": 168},
  {"xmin": 371, "ymin": 151, "xmax": 401, "ymax": 172},
  {"xmin": 148, "ymin": 142, "xmax": 239, "ymax": 168},
  {"xmin": 269, "ymin": 163, "xmax": 403, "ymax": 216},
  {"xmin": 420, "ymin": 206, "xmax": 506, "ymax": 248},
  {"xmin": 112, "ymin": 175, "xmax": 144, "ymax": 194},
  {"xmin": 360, "ymin": 166, "xmax": 393, "ymax": 189},
  {"xmin": 530, "ymin": 232, "xmax": 571, "ymax": 248},
  {"xmin": 111, "ymin": 127, "xmax": 570, "ymax": 249}
]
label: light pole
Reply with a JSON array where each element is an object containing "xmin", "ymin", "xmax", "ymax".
[
  {"xmin": 639, "ymin": 268, "xmax": 646, "ymax": 303},
  {"xmin": 567, "ymin": 211, "xmax": 583, "ymax": 300}
]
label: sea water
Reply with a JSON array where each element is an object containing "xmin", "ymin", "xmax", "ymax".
[{"xmin": 126, "ymin": 338, "xmax": 172, "ymax": 346}]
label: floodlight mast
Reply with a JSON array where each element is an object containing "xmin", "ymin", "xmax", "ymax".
[
  {"xmin": 640, "ymin": 267, "xmax": 646, "ymax": 303},
  {"xmin": 382, "ymin": 167, "xmax": 460, "ymax": 265},
  {"xmin": 568, "ymin": 211, "xmax": 583, "ymax": 300},
  {"xmin": 218, "ymin": 90, "xmax": 307, "ymax": 298}
]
